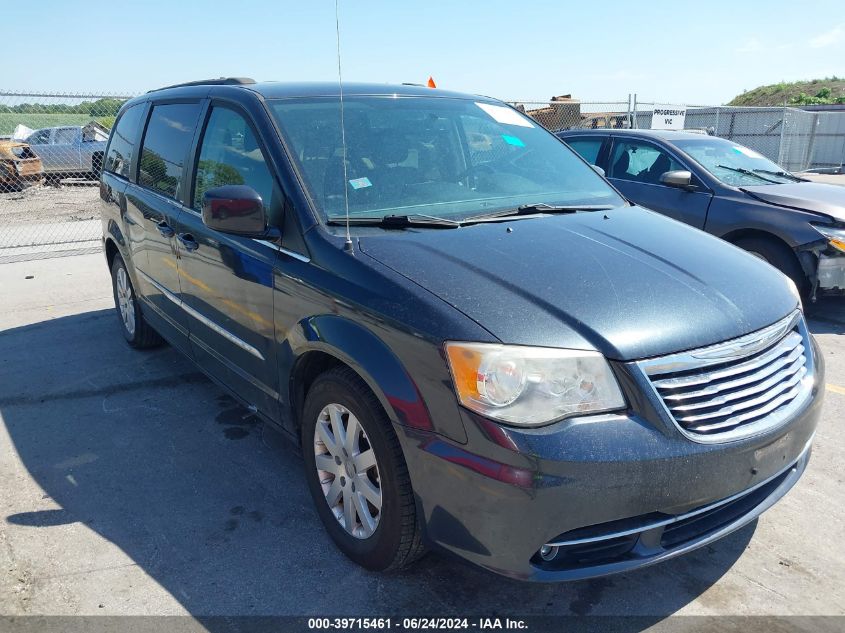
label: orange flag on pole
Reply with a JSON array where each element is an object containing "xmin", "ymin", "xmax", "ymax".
[{"xmin": 427, "ymin": 76, "xmax": 437, "ymax": 88}]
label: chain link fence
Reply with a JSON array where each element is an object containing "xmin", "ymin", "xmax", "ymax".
[
  {"xmin": 0, "ymin": 91, "xmax": 134, "ymax": 262},
  {"xmin": 1, "ymin": 90, "xmax": 845, "ymax": 263},
  {"xmin": 513, "ymin": 97, "xmax": 845, "ymax": 174},
  {"xmin": 509, "ymin": 99, "xmax": 634, "ymax": 132}
]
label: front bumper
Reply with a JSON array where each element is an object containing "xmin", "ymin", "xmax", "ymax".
[
  {"xmin": 818, "ymin": 252, "xmax": 845, "ymax": 291},
  {"xmin": 396, "ymin": 339, "xmax": 824, "ymax": 581}
]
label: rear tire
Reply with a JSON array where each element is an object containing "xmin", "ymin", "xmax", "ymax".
[
  {"xmin": 733, "ymin": 236, "xmax": 808, "ymax": 298},
  {"xmin": 301, "ymin": 366, "xmax": 426, "ymax": 571},
  {"xmin": 110, "ymin": 255, "xmax": 163, "ymax": 349}
]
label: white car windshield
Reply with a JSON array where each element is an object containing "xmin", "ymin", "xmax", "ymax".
[{"xmin": 270, "ymin": 96, "xmax": 625, "ymax": 221}]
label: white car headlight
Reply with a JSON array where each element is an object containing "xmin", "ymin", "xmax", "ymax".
[
  {"xmin": 814, "ymin": 225, "xmax": 845, "ymax": 254},
  {"xmin": 444, "ymin": 342, "xmax": 626, "ymax": 426}
]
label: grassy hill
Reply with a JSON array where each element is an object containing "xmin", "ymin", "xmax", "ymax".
[{"xmin": 729, "ymin": 78, "xmax": 845, "ymax": 106}]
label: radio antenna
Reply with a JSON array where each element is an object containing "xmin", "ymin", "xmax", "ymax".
[{"xmin": 335, "ymin": 0, "xmax": 353, "ymax": 254}]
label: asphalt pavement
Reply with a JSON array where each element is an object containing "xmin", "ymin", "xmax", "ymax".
[{"xmin": 0, "ymin": 254, "xmax": 843, "ymax": 619}]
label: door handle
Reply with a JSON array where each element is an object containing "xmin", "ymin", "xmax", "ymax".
[
  {"xmin": 156, "ymin": 220, "xmax": 174, "ymax": 238},
  {"xmin": 177, "ymin": 233, "xmax": 199, "ymax": 252}
]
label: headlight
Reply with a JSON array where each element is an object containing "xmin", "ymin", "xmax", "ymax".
[
  {"xmin": 444, "ymin": 342, "xmax": 626, "ymax": 426},
  {"xmin": 814, "ymin": 225, "xmax": 845, "ymax": 254}
]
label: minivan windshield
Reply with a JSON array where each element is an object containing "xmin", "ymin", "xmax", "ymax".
[
  {"xmin": 269, "ymin": 96, "xmax": 625, "ymax": 222},
  {"xmin": 672, "ymin": 137, "xmax": 799, "ymax": 186}
]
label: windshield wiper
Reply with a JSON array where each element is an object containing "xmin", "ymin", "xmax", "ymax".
[
  {"xmin": 516, "ymin": 202, "xmax": 616, "ymax": 214},
  {"xmin": 751, "ymin": 168, "xmax": 806, "ymax": 183},
  {"xmin": 326, "ymin": 214, "xmax": 461, "ymax": 228},
  {"xmin": 715, "ymin": 164, "xmax": 781, "ymax": 184},
  {"xmin": 469, "ymin": 202, "xmax": 617, "ymax": 222}
]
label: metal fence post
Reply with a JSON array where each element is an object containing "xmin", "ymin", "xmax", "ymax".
[
  {"xmin": 632, "ymin": 94, "xmax": 638, "ymax": 129},
  {"xmin": 806, "ymin": 113, "xmax": 820, "ymax": 171}
]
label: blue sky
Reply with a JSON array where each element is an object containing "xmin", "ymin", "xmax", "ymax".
[{"xmin": 7, "ymin": 0, "xmax": 844, "ymax": 104}]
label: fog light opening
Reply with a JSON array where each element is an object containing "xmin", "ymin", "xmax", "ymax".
[{"xmin": 539, "ymin": 545, "xmax": 559, "ymax": 561}]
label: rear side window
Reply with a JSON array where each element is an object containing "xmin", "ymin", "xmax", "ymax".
[
  {"xmin": 105, "ymin": 105, "xmax": 143, "ymax": 178},
  {"xmin": 139, "ymin": 103, "xmax": 202, "ymax": 199},
  {"xmin": 27, "ymin": 129, "xmax": 51, "ymax": 145},
  {"xmin": 565, "ymin": 138, "xmax": 603, "ymax": 165},
  {"xmin": 54, "ymin": 128, "xmax": 78, "ymax": 144}
]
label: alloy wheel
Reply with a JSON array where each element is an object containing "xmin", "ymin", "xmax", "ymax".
[{"xmin": 116, "ymin": 267, "xmax": 136, "ymax": 336}]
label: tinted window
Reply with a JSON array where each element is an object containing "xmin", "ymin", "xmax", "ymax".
[
  {"xmin": 105, "ymin": 105, "xmax": 143, "ymax": 177},
  {"xmin": 565, "ymin": 138, "xmax": 603, "ymax": 165},
  {"xmin": 139, "ymin": 103, "xmax": 202, "ymax": 199},
  {"xmin": 609, "ymin": 139, "xmax": 682, "ymax": 184},
  {"xmin": 270, "ymin": 96, "xmax": 624, "ymax": 221},
  {"xmin": 27, "ymin": 129, "xmax": 51, "ymax": 145},
  {"xmin": 54, "ymin": 128, "xmax": 78, "ymax": 144},
  {"xmin": 192, "ymin": 107, "xmax": 283, "ymax": 226}
]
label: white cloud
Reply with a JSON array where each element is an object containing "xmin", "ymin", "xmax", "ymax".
[{"xmin": 810, "ymin": 24, "xmax": 844, "ymax": 48}]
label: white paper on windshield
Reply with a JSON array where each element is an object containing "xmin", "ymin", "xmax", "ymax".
[
  {"xmin": 475, "ymin": 102, "xmax": 534, "ymax": 128},
  {"xmin": 732, "ymin": 145, "xmax": 764, "ymax": 159}
]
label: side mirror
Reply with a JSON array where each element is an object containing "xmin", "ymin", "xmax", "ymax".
[
  {"xmin": 660, "ymin": 170, "xmax": 696, "ymax": 190},
  {"xmin": 201, "ymin": 185, "xmax": 267, "ymax": 237},
  {"xmin": 591, "ymin": 164, "xmax": 606, "ymax": 177}
]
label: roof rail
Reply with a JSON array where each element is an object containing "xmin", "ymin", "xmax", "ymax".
[{"xmin": 147, "ymin": 77, "xmax": 256, "ymax": 93}]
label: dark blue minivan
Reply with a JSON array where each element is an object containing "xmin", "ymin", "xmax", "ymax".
[
  {"xmin": 100, "ymin": 79, "xmax": 824, "ymax": 581},
  {"xmin": 558, "ymin": 128, "xmax": 845, "ymax": 299}
]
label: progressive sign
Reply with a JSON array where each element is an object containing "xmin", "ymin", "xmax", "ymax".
[{"xmin": 651, "ymin": 105, "xmax": 687, "ymax": 130}]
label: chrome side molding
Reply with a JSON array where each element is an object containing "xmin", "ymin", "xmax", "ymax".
[{"xmin": 136, "ymin": 269, "xmax": 265, "ymax": 361}]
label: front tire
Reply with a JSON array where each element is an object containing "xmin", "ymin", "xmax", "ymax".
[
  {"xmin": 110, "ymin": 255, "xmax": 163, "ymax": 349},
  {"xmin": 301, "ymin": 366, "xmax": 425, "ymax": 571}
]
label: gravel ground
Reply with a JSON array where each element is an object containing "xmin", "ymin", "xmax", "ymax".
[
  {"xmin": 0, "ymin": 182, "xmax": 99, "ymax": 227},
  {"xmin": 0, "ymin": 254, "xmax": 843, "ymax": 622},
  {"xmin": 0, "ymin": 183, "xmax": 101, "ymax": 261}
]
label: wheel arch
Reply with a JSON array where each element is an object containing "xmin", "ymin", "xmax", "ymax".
[
  {"xmin": 721, "ymin": 227, "xmax": 792, "ymax": 251},
  {"xmin": 286, "ymin": 315, "xmax": 436, "ymax": 442},
  {"xmin": 104, "ymin": 235, "xmax": 121, "ymax": 269},
  {"xmin": 721, "ymin": 227, "xmax": 817, "ymax": 282},
  {"xmin": 104, "ymin": 228, "xmax": 145, "ymax": 294}
]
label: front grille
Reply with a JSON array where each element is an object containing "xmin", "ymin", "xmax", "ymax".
[{"xmin": 639, "ymin": 311, "xmax": 813, "ymax": 440}]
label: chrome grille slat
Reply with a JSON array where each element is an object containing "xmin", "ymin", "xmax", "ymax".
[
  {"xmin": 660, "ymin": 346, "xmax": 804, "ymax": 401},
  {"xmin": 674, "ymin": 367, "xmax": 806, "ymax": 423},
  {"xmin": 636, "ymin": 311, "xmax": 814, "ymax": 441},
  {"xmin": 685, "ymin": 384, "xmax": 804, "ymax": 433},
  {"xmin": 665, "ymin": 357, "xmax": 806, "ymax": 412},
  {"xmin": 651, "ymin": 331, "xmax": 803, "ymax": 390}
]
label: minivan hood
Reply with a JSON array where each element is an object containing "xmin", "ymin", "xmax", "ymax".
[
  {"xmin": 742, "ymin": 182, "xmax": 845, "ymax": 222},
  {"xmin": 359, "ymin": 207, "xmax": 798, "ymax": 360}
]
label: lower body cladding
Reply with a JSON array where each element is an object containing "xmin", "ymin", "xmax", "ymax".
[{"xmin": 395, "ymin": 369, "xmax": 824, "ymax": 581}]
